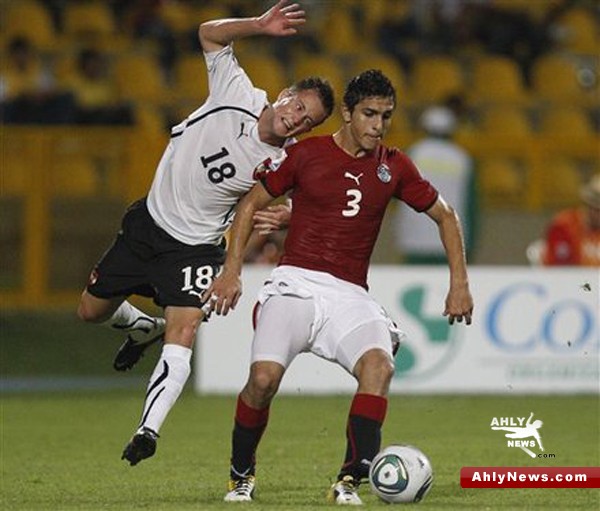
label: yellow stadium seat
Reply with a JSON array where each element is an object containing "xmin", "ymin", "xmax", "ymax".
[
  {"xmin": 410, "ymin": 56, "xmax": 464, "ymax": 105},
  {"xmin": 159, "ymin": 1, "xmax": 196, "ymax": 35},
  {"xmin": 539, "ymin": 158, "xmax": 583, "ymax": 208},
  {"xmin": 239, "ymin": 53, "xmax": 288, "ymax": 100},
  {"xmin": 50, "ymin": 157, "xmax": 99, "ymax": 197},
  {"xmin": 531, "ymin": 54, "xmax": 597, "ymax": 106},
  {"xmin": 479, "ymin": 106, "xmax": 533, "ymax": 137},
  {"xmin": 193, "ymin": 5, "xmax": 232, "ymax": 22},
  {"xmin": 2, "ymin": 0, "xmax": 56, "ymax": 50},
  {"xmin": 321, "ymin": 6, "xmax": 364, "ymax": 55},
  {"xmin": 2, "ymin": 152, "xmax": 31, "ymax": 196},
  {"xmin": 293, "ymin": 54, "xmax": 346, "ymax": 99},
  {"xmin": 62, "ymin": 2, "xmax": 127, "ymax": 53},
  {"xmin": 469, "ymin": 56, "xmax": 530, "ymax": 106},
  {"xmin": 477, "ymin": 157, "xmax": 525, "ymax": 208},
  {"xmin": 63, "ymin": 2, "xmax": 116, "ymax": 37},
  {"xmin": 114, "ymin": 54, "xmax": 169, "ymax": 106},
  {"xmin": 554, "ymin": 8, "xmax": 599, "ymax": 54},
  {"xmin": 174, "ymin": 53, "xmax": 209, "ymax": 104},
  {"xmin": 360, "ymin": 0, "xmax": 411, "ymax": 33},
  {"xmin": 386, "ymin": 110, "xmax": 416, "ymax": 148},
  {"xmin": 539, "ymin": 107, "xmax": 595, "ymax": 139}
]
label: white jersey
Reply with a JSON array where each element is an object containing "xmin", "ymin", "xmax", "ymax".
[{"xmin": 147, "ymin": 45, "xmax": 286, "ymax": 246}]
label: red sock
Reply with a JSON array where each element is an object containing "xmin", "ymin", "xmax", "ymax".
[
  {"xmin": 339, "ymin": 393, "xmax": 388, "ymax": 481},
  {"xmin": 230, "ymin": 395, "xmax": 270, "ymax": 478}
]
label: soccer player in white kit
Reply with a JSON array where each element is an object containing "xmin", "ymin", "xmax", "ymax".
[
  {"xmin": 76, "ymin": 1, "xmax": 334, "ymax": 466},
  {"xmin": 205, "ymin": 70, "xmax": 474, "ymax": 504}
]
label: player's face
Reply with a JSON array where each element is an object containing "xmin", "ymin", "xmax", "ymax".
[
  {"xmin": 271, "ymin": 89, "xmax": 328, "ymax": 138},
  {"xmin": 343, "ymin": 96, "xmax": 395, "ymax": 153}
]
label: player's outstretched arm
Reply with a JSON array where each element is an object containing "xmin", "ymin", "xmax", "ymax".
[
  {"xmin": 199, "ymin": 0, "xmax": 305, "ymax": 53},
  {"xmin": 202, "ymin": 183, "xmax": 276, "ymax": 316},
  {"xmin": 425, "ymin": 196, "xmax": 474, "ymax": 325}
]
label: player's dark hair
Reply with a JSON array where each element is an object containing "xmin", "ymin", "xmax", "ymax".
[
  {"xmin": 343, "ymin": 69, "xmax": 396, "ymax": 112},
  {"xmin": 290, "ymin": 76, "xmax": 335, "ymax": 118}
]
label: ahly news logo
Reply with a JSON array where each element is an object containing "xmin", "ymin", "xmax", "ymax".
[{"xmin": 490, "ymin": 412, "xmax": 555, "ymax": 459}]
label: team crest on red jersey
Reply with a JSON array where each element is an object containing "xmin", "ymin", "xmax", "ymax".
[
  {"xmin": 253, "ymin": 151, "xmax": 288, "ymax": 179},
  {"xmin": 376, "ymin": 163, "xmax": 391, "ymax": 183}
]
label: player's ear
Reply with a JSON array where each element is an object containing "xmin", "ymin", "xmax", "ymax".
[{"xmin": 341, "ymin": 104, "xmax": 352, "ymax": 124}]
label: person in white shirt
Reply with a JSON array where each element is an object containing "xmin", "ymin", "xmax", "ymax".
[
  {"xmin": 76, "ymin": 0, "xmax": 334, "ymax": 466},
  {"xmin": 394, "ymin": 105, "xmax": 477, "ymax": 263}
]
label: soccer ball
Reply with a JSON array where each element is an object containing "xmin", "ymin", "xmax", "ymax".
[{"xmin": 369, "ymin": 444, "xmax": 433, "ymax": 504}]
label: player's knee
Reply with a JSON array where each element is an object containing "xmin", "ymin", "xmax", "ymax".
[
  {"xmin": 356, "ymin": 349, "xmax": 395, "ymax": 386},
  {"xmin": 164, "ymin": 323, "xmax": 199, "ymax": 348},
  {"xmin": 77, "ymin": 300, "xmax": 102, "ymax": 323},
  {"xmin": 248, "ymin": 365, "xmax": 282, "ymax": 401}
]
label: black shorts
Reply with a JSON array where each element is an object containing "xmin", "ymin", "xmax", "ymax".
[{"xmin": 87, "ymin": 198, "xmax": 226, "ymax": 308}]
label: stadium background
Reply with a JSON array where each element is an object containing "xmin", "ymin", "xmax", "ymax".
[
  {"xmin": 1, "ymin": 1, "xmax": 599, "ymax": 509},
  {"xmin": 1, "ymin": 0, "xmax": 598, "ymax": 310}
]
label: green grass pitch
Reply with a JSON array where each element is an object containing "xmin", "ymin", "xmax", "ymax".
[{"xmin": 1, "ymin": 391, "xmax": 598, "ymax": 510}]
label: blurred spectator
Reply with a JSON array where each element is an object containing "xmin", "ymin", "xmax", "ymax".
[
  {"xmin": 123, "ymin": 0, "xmax": 177, "ymax": 77},
  {"xmin": 0, "ymin": 36, "xmax": 75, "ymax": 124},
  {"xmin": 376, "ymin": 1, "xmax": 419, "ymax": 72},
  {"xmin": 542, "ymin": 175, "xmax": 600, "ymax": 266},
  {"xmin": 64, "ymin": 48, "xmax": 133, "ymax": 125},
  {"xmin": 394, "ymin": 105, "xmax": 477, "ymax": 263},
  {"xmin": 461, "ymin": 2, "xmax": 551, "ymax": 83}
]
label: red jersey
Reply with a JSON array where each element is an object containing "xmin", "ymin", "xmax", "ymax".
[{"xmin": 258, "ymin": 135, "xmax": 438, "ymax": 288}]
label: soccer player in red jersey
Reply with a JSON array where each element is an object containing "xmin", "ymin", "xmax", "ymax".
[{"xmin": 205, "ymin": 70, "xmax": 474, "ymax": 504}]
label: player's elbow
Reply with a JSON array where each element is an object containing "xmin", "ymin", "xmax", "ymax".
[
  {"xmin": 198, "ymin": 23, "xmax": 210, "ymax": 49},
  {"xmin": 198, "ymin": 22, "xmax": 220, "ymax": 52}
]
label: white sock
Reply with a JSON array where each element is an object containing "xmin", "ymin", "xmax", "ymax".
[
  {"xmin": 137, "ymin": 344, "xmax": 192, "ymax": 434},
  {"xmin": 102, "ymin": 301, "xmax": 163, "ymax": 341}
]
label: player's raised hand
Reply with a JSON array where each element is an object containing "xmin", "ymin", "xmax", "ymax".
[
  {"xmin": 257, "ymin": 1, "xmax": 306, "ymax": 37},
  {"xmin": 201, "ymin": 270, "xmax": 242, "ymax": 317},
  {"xmin": 443, "ymin": 285, "xmax": 474, "ymax": 325},
  {"xmin": 253, "ymin": 204, "xmax": 291, "ymax": 235}
]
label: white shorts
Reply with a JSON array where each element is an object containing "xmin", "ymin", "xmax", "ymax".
[{"xmin": 251, "ymin": 266, "xmax": 404, "ymax": 374}]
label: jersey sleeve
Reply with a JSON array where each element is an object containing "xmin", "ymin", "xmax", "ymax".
[
  {"xmin": 203, "ymin": 45, "xmax": 261, "ymax": 106},
  {"xmin": 395, "ymin": 152, "xmax": 439, "ymax": 212},
  {"xmin": 256, "ymin": 144, "xmax": 303, "ymax": 198}
]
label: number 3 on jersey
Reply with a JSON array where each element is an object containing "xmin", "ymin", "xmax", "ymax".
[
  {"xmin": 343, "ymin": 189, "xmax": 362, "ymax": 217},
  {"xmin": 201, "ymin": 147, "xmax": 236, "ymax": 184}
]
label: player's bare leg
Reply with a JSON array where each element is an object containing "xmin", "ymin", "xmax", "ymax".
[{"xmin": 121, "ymin": 306, "xmax": 203, "ymax": 466}]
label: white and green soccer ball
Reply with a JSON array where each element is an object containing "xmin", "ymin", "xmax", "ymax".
[{"xmin": 368, "ymin": 444, "xmax": 433, "ymax": 504}]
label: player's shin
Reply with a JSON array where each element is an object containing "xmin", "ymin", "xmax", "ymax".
[
  {"xmin": 136, "ymin": 343, "xmax": 192, "ymax": 434},
  {"xmin": 230, "ymin": 395, "xmax": 270, "ymax": 479},
  {"xmin": 338, "ymin": 393, "xmax": 388, "ymax": 482}
]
